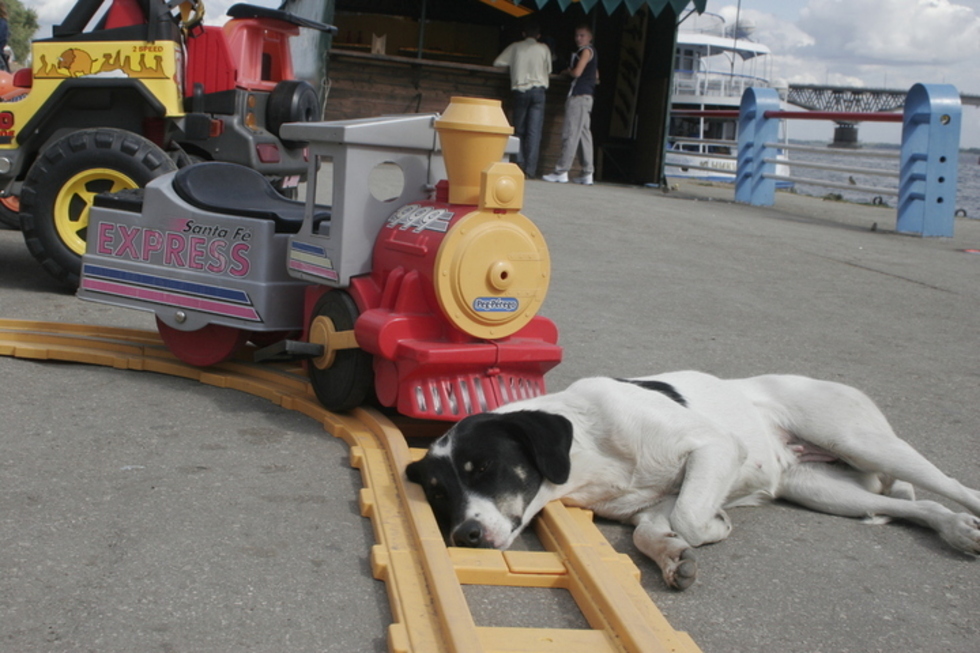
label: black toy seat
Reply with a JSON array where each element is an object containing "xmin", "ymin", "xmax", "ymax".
[{"xmin": 172, "ymin": 162, "xmax": 329, "ymax": 234}]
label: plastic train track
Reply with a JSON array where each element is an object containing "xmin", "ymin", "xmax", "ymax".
[{"xmin": 0, "ymin": 318, "xmax": 700, "ymax": 653}]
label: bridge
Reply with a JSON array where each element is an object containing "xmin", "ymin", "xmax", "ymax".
[{"xmin": 785, "ymin": 84, "xmax": 980, "ymax": 147}]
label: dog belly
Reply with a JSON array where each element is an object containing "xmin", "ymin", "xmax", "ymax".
[
  {"xmin": 726, "ymin": 462, "xmax": 782, "ymax": 507},
  {"xmin": 571, "ymin": 488, "xmax": 677, "ymax": 522}
]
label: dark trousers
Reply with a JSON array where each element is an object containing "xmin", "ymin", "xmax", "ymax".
[{"xmin": 512, "ymin": 86, "xmax": 547, "ymax": 178}]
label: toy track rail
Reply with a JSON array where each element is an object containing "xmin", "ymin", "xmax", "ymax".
[{"xmin": 0, "ymin": 318, "xmax": 700, "ymax": 653}]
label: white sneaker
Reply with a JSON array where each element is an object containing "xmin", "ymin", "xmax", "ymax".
[
  {"xmin": 542, "ymin": 171, "xmax": 568, "ymax": 183},
  {"xmin": 572, "ymin": 173, "xmax": 594, "ymax": 185}
]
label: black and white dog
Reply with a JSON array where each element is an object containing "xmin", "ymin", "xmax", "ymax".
[{"xmin": 406, "ymin": 372, "xmax": 980, "ymax": 590}]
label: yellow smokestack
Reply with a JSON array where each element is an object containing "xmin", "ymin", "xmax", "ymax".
[{"xmin": 435, "ymin": 97, "xmax": 514, "ymax": 205}]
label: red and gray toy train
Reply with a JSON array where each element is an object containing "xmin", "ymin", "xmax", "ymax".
[{"xmin": 78, "ymin": 97, "xmax": 562, "ymax": 420}]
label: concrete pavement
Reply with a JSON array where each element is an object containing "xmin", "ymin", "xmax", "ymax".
[{"xmin": 2, "ymin": 177, "xmax": 979, "ymax": 652}]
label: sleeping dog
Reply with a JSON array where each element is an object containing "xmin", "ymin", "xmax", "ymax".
[{"xmin": 406, "ymin": 372, "xmax": 980, "ymax": 590}]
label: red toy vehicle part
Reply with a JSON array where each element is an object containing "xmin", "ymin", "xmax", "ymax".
[
  {"xmin": 351, "ymin": 98, "xmax": 560, "ymax": 420},
  {"xmin": 79, "ymin": 97, "xmax": 562, "ymax": 422}
]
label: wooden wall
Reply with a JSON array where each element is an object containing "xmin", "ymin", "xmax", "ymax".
[{"xmin": 323, "ymin": 50, "xmax": 580, "ymax": 178}]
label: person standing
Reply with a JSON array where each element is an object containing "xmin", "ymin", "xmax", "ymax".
[
  {"xmin": 494, "ymin": 21, "xmax": 552, "ymax": 179},
  {"xmin": 543, "ymin": 24, "xmax": 597, "ymax": 185}
]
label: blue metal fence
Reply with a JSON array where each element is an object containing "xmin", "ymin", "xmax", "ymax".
[{"xmin": 735, "ymin": 83, "xmax": 962, "ymax": 237}]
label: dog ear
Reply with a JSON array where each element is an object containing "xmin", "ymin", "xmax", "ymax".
[
  {"xmin": 405, "ymin": 458, "xmax": 426, "ymax": 485},
  {"xmin": 505, "ymin": 410, "xmax": 573, "ymax": 485}
]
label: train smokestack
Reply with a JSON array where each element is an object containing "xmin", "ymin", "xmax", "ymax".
[{"xmin": 435, "ymin": 97, "xmax": 514, "ymax": 205}]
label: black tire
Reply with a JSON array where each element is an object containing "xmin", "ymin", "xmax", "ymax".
[
  {"xmin": 308, "ymin": 290, "xmax": 374, "ymax": 412},
  {"xmin": 20, "ymin": 128, "xmax": 177, "ymax": 287},
  {"xmin": 266, "ymin": 80, "xmax": 320, "ymax": 146},
  {"xmin": 0, "ymin": 195, "xmax": 19, "ymax": 229}
]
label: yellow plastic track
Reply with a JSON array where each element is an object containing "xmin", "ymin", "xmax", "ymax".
[{"xmin": 0, "ymin": 319, "xmax": 700, "ymax": 653}]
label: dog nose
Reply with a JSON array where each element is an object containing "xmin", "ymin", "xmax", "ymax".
[{"xmin": 451, "ymin": 519, "xmax": 485, "ymax": 547}]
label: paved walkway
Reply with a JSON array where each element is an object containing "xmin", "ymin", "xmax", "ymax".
[{"xmin": 1, "ymin": 178, "xmax": 978, "ymax": 652}]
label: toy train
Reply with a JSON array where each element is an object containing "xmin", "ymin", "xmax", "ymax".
[{"xmin": 77, "ymin": 97, "xmax": 562, "ymax": 421}]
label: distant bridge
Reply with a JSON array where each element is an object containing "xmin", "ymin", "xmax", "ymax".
[
  {"xmin": 784, "ymin": 84, "xmax": 980, "ymax": 147},
  {"xmin": 787, "ymin": 84, "xmax": 980, "ymax": 112}
]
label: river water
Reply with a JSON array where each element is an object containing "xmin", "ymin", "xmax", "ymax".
[{"xmin": 786, "ymin": 149, "xmax": 980, "ymax": 220}]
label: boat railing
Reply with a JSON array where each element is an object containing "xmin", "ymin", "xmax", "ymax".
[
  {"xmin": 734, "ymin": 84, "xmax": 962, "ymax": 237},
  {"xmin": 666, "ymin": 137, "xmax": 737, "ymax": 175},
  {"xmin": 672, "ymin": 69, "xmax": 771, "ymax": 99}
]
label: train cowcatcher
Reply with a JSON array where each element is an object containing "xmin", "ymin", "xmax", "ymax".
[{"xmin": 77, "ymin": 97, "xmax": 562, "ymax": 421}]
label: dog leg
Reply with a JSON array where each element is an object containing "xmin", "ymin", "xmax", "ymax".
[
  {"xmin": 632, "ymin": 498, "xmax": 698, "ymax": 590},
  {"xmin": 670, "ymin": 441, "xmax": 741, "ymax": 547},
  {"xmin": 770, "ymin": 379, "xmax": 980, "ymax": 515},
  {"xmin": 825, "ymin": 434, "xmax": 980, "ymax": 517},
  {"xmin": 778, "ymin": 464, "xmax": 980, "ymax": 555}
]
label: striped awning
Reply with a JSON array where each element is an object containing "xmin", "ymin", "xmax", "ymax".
[{"xmin": 514, "ymin": 0, "xmax": 708, "ymax": 16}]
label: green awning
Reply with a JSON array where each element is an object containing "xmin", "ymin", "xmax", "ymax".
[{"xmin": 515, "ymin": 0, "xmax": 707, "ymax": 16}]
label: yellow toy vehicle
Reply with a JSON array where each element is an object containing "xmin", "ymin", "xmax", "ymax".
[{"xmin": 0, "ymin": 0, "xmax": 334, "ymax": 287}]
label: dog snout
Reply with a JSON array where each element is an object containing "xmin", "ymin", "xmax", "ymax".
[{"xmin": 451, "ymin": 519, "xmax": 487, "ymax": 547}]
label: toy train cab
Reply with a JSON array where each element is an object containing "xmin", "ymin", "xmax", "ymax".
[{"xmin": 78, "ymin": 97, "xmax": 562, "ymax": 420}]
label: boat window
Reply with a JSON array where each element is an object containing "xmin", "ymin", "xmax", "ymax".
[{"xmin": 675, "ymin": 48, "xmax": 697, "ymax": 73}]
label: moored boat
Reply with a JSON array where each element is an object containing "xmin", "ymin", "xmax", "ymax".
[{"xmin": 666, "ymin": 11, "xmax": 791, "ymax": 185}]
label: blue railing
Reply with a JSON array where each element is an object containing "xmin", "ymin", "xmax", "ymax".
[{"xmin": 735, "ymin": 84, "xmax": 962, "ymax": 237}]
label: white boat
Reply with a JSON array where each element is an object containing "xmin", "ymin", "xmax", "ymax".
[{"xmin": 665, "ymin": 11, "xmax": 791, "ymax": 185}]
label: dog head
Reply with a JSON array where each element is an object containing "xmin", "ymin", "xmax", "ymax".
[{"xmin": 405, "ymin": 410, "xmax": 573, "ymax": 549}]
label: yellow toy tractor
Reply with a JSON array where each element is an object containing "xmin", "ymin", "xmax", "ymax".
[{"xmin": 0, "ymin": 0, "xmax": 334, "ymax": 287}]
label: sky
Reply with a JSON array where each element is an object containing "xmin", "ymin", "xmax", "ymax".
[
  {"xmin": 19, "ymin": 0, "xmax": 980, "ymax": 147},
  {"xmin": 708, "ymin": 0, "xmax": 980, "ymax": 146}
]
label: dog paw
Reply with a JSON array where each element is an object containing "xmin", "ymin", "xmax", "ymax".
[
  {"xmin": 940, "ymin": 513, "xmax": 980, "ymax": 555},
  {"xmin": 662, "ymin": 548, "xmax": 698, "ymax": 591}
]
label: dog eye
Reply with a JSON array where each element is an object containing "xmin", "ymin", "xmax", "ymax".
[
  {"xmin": 474, "ymin": 460, "xmax": 492, "ymax": 475},
  {"xmin": 427, "ymin": 478, "xmax": 447, "ymax": 501}
]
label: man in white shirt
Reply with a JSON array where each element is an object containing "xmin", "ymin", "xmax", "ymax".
[{"xmin": 494, "ymin": 22, "xmax": 552, "ymax": 179}]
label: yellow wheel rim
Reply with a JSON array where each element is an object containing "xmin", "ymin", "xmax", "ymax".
[
  {"xmin": 54, "ymin": 168, "xmax": 138, "ymax": 256},
  {"xmin": 309, "ymin": 315, "xmax": 359, "ymax": 370}
]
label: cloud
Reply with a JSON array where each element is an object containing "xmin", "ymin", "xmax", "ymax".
[
  {"xmin": 713, "ymin": 0, "xmax": 980, "ymax": 93},
  {"xmin": 799, "ymin": 0, "xmax": 980, "ymax": 65},
  {"xmin": 709, "ymin": 1, "xmax": 980, "ymax": 145},
  {"xmin": 716, "ymin": 6, "xmax": 815, "ymax": 53},
  {"xmin": 27, "ymin": 0, "xmax": 74, "ymax": 23},
  {"xmin": 25, "ymin": 0, "xmax": 77, "ymax": 34}
]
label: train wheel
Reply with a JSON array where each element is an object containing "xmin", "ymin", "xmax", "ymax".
[
  {"xmin": 20, "ymin": 128, "xmax": 176, "ymax": 287},
  {"xmin": 307, "ymin": 290, "xmax": 373, "ymax": 412},
  {"xmin": 156, "ymin": 317, "xmax": 250, "ymax": 367}
]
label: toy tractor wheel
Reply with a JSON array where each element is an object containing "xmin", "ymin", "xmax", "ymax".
[
  {"xmin": 19, "ymin": 128, "xmax": 177, "ymax": 287},
  {"xmin": 267, "ymin": 80, "xmax": 320, "ymax": 147},
  {"xmin": 0, "ymin": 194, "xmax": 19, "ymax": 229},
  {"xmin": 307, "ymin": 290, "xmax": 373, "ymax": 412}
]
